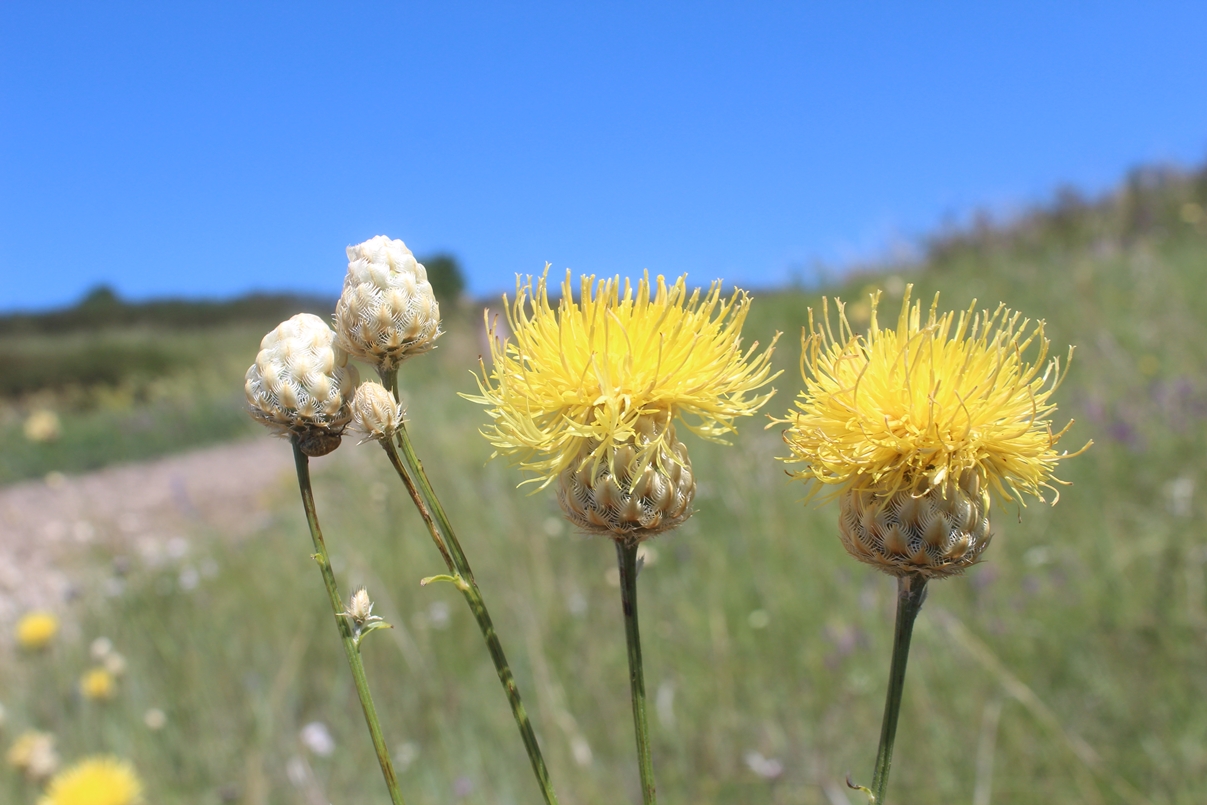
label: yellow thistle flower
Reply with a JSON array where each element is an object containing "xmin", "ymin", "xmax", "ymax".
[
  {"xmin": 39, "ymin": 756, "xmax": 143, "ymax": 805},
  {"xmin": 469, "ymin": 269, "xmax": 778, "ymax": 540},
  {"xmin": 469, "ymin": 269, "xmax": 780, "ymax": 488},
  {"xmin": 79, "ymin": 667, "xmax": 117, "ymax": 701},
  {"xmin": 16, "ymin": 611, "xmax": 59, "ymax": 650},
  {"xmin": 781, "ymin": 285, "xmax": 1088, "ymax": 504},
  {"xmin": 779, "ymin": 286, "xmax": 1089, "ymax": 577}
]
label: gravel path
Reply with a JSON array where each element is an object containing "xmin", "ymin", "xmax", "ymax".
[{"xmin": 0, "ymin": 436, "xmax": 295, "ymax": 632}]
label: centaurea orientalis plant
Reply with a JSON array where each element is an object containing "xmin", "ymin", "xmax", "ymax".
[
  {"xmin": 468, "ymin": 268, "xmax": 779, "ymax": 804},
  {"xmin": 777, "ymin": 285, "xmax": 1090, "ymax": 803},
  {"xmin": 244, "ymin": 313, "xmax": 406, "ymax": 805},
  {"xmin": 336, "ymin": 236, "xmax": 559, "ymax": 805}
]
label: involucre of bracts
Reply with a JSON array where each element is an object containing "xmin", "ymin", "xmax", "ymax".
[
  {"xmin": 557, "ymin": 411, "xmax": 695, "ymax": 542},
  {"xmin": 245, "ymin": 313, "xmax": 359, "ymax": 456},
  {"xmin": 335, "ymin": 235, "xmax": 442, "ymax": 371},
  {"xmin": 839, "ymin": 470, "xmax": 992, "ymax": 578}
]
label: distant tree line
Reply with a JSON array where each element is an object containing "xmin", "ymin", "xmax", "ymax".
[{"xmin": 0, "ymin": 252, "xmax": 467, "ymax": 336}]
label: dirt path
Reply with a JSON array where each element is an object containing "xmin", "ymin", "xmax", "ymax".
[{"xmin": 0, "ymin": 436, "xmax": 295, "ymax": 631}]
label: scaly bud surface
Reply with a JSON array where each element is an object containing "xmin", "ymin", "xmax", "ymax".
[
  {"xmin": 557, "ymin": 412, "xmax": 695, "ymax": 542},
  {"xmin": 838, "ymin": 469, "xmax": 992, "ymax": 579},
  {"xmin": 335, "ymin": 235, "xmax": 442, "ymax": 371},
  {"xmin": 245, "ymin": 313, "xmax": 359, "ymax": 456},
  {"xmin": 350, "ymin": 381, "xmax": 404, "ymax": 442}
]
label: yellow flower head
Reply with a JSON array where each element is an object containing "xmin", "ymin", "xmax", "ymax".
[
  {"xmin": 16, "ymin": 611, "xmax": 59, "ymax": 650},
  {"xmin": 780, "ymin": 285, "xmax": 1089, "ymax": 506},
  {"xmin": 39, "ymin": 756, "xmax": 143, "ymax": 805},
  {"xmin": 79, "ymin": 667, "xmax": 116, "ymax": 701},
  {"xmin": 468, "ymin": 269, "xmax": 780, "ymax": 488}
]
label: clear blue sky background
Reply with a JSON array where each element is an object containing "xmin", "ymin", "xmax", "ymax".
[{"xmin": 2, "ymin": 2, "xmax": 1205, "ymax": 312}]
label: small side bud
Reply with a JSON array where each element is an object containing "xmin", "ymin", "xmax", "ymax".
[
  {"xmin": 345, "ymin": 587, "xmax": 379, "ymax": 625},
  {"xmin": 350, "ymin": 382, "xmax": 404, "ymax": 442},
  {"xmin": 341, "ymin": 586, "xmax": 390, "ymax": 648}
]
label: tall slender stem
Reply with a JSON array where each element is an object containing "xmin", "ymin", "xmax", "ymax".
[
  {"xmin": 377, "ymin": 370, "xmax": 559, "ymax": 805},
  {"xmin": 617, "ymin": 540, "xmax": 657, "ymax": 805},
  {"xmin": 292, "ymin": 440, "xmax": 406, "ymax": 805},
  {"xmin": 869, "ymin": 572, "xmax": 928, "ymax": 804}
]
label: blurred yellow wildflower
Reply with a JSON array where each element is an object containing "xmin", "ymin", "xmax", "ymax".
[
  {"xmin": 24, "ymin": 409, "xmax": 62, "ymax": 443},
  {"xmin": 469, "ymin": 269, "xmax": 780, "ymax": 488},
  {"xmin": 780, "ymin": 285, "xmax": 1089, "ymax": 505},
  {"xmin": 39, "ymin": 756, "xmax": 143, "ymax": 805},
  {"xmin": 7, "ymin": 730, "xmax": 59, "ymax": 780},
  {"xmin": 79, "ymin": 667, "xmax": 117, "ymax": 701},
  {"xmin": 16, "ymin": 611, "xmax": 59, "ymax": 650}
]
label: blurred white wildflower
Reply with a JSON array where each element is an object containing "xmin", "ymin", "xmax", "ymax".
[
  {"xmin": 143, "ymin": 708, "xmax": 167, "ymax": 730},
  {"xmin": 394, "ymin": 741, "xmax": 420, "ymax": 772},
  {"xmin": 1166, "ymin": 476, "xmax": 1195, "ymax": 517},
  {"xmin": 744, "ymin": 750, "xmax": 784, "ymax": 780},
  {"xmin": 300, "ymin": 721, "xmax": 335, "ymax": 757},
  {"xmin": 90, "ymin": 637, "xmax": 114, "ymax": 661},
  {"xmin": 7, "ymin": 730, "xmax": 59, "ymax": 780},
  {"xmin": 103, "ymin": 651, "xmax": 127, "ymax": 677}
]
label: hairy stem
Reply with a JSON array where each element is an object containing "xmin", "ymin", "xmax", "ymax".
[
  {"xmin": 291, "ymin": 440, "xmax": 405, "ymax": 805},
  {"xmin": 617, "ymin": 540, "xmax": 657, "ymax": 805}
]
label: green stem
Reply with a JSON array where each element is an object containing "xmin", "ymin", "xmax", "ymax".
[
  {"xmin": 378, "ymin": 370, "xmax": 559, "ymax": 805},
  {"xmin": 292, "ymin": 440, "xmax": 406, "ymax": 805},
  {"xmin": 869, "ymin": 573, "xmax": 928, "ymax": 804},
  {"xmin": 617, "ymin": 540, "xmax": 657, "ymax": 805}
]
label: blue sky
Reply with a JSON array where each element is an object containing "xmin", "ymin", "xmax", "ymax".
[{"xmin": 2, "ymin": 2, "xmax": 1205, "ymax": 312}]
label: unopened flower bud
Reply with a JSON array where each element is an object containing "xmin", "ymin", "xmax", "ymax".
[
  {"xmin": 335, "ymin": 236, "xmax": 442, "ymax": 371},
  {"xmin": 245, "ymin": 314, "xmax": 359, "ymax": 456},
  {"xmin": 838, "ymin": 469, "xmax": 992, "ymax": 579},
  {"xmin": 557, "ymin": 411, "xmax": 695, "ymax": 542},
  {"xmin": 346, "ymin": 587, "xmax": 377, "ymax": 623},
  {"xmin": 350, "ymin": 382, "xmax": 404, "ymax": 442}
]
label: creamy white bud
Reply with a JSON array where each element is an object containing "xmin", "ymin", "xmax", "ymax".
[
  {"xmin": 350, "ymin": 382, "xmax": 404, "ymax": 441},
  {"xmin": 245, "ymin": 313, "xmax": 359, "ymax": 455},
  {"xmin": 335, "ymin": 236, "xmax": 442, "ymax": 371},
  {"xmin": 348, "ymin": 587, "xmax": 375, "ymax": 622}
]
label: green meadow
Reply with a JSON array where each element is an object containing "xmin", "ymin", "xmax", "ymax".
[{"xmin": 2, "ymin": 165, "xmax": 1206, "ymax": 803}]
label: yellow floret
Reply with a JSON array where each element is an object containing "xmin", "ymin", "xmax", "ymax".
[
  {"xmin": 79, "ymin": 667, "xmax": 117, "ymax": 701},
  {"xmin": 780, "ymin": 285, "xmax": 1089, "ymax": 505},
  {"xmin": 39, "ymin": 756, "xmax": 143, "ymax": 805},
  {"xmin": 16, "ymin": 611, "xmax": 58, "ymax": 650},
  {"xmin": 468, "ymin": 268, "xmax": 779, "ymax": 488}
]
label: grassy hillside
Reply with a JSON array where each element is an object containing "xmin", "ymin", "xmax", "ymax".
[{"xmin": 2, "ymin": 163, "xmax": 1206, "ymax": 803}]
